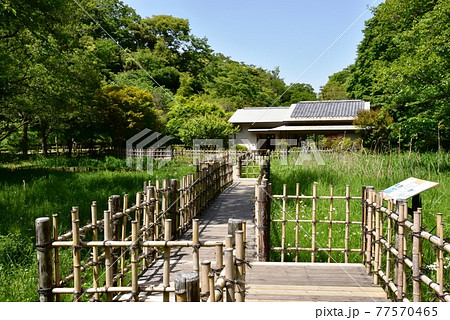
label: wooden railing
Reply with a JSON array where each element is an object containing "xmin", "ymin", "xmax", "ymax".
[
  {"xmin": 35, "ymin": 158, "xmax": 242, "ymax": 302},
  {"xmin": 362, "ymin": 187, "xmax": 450, "ymax": 302}
]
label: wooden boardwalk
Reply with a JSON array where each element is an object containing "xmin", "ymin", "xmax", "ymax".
[{"xmin": 119, "ymin": 178, "xmax": 388, "ymax": 302}]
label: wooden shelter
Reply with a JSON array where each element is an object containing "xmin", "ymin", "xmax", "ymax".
[{"xmin": 228, "ymin": 100, "xmax": 370, "ymax": 150}]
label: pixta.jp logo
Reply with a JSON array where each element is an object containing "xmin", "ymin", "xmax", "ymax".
[{"xmin": 126, "ymin": 129, "xmax": 172, "ymax": 173}]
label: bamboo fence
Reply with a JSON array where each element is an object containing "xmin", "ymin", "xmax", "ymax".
[
  {"xmin": 362, "ymin": 187, "xmax": 450, "ymax": 302},
  {"xmin": 255, "ymin": 180, "xmax": 362, "ymax": 263},
  {"xmin": 254, "ymin": 157, "xmax": 449, "ymax": 302},
  {"xmin": 35, "ymin": 157, "xmax": 249, "ymax": 302}
]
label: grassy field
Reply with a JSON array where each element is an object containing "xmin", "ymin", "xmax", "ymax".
[
  {"xmin": 269, "ymin": 151, "xmax": 450, "ymax": 300},
  {"xmin": 0, "ymin": 155, "xmax": 195, "ymax": 301},
  {"xmin": 270, "ymin": 151, "xmax": 450, "ymax": 260}
]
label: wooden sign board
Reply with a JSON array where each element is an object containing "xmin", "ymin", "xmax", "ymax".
[{"xmin": 383, "ymin": 177, "xmax": 439, "ymax": 201}]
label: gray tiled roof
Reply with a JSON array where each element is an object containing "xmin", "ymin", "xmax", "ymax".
[{"xmin": 290, "ymin": 100, "xmax": 366, "ymax": 118}]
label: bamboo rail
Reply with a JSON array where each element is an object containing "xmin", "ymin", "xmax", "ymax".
[
  {"xmin": 35, "ymin": 157, "xmax": 240, "ymax": 302},
  {"xmin": 362, "ymin": 187, "xmax": 450, "ymax": 302}
]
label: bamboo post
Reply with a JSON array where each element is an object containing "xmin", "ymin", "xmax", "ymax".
[
  {"xmin": 386, "ymin": 200, "xmax": 393, "ymax": 297},
  {"xmin": 104, "ymin": 210, "xmax": 113, "ymax": 302},
  {"xmin": 215, "ymin": 242, "xmax": 223, "ymax": 277},
  {"xmin": 361, "ymin": 186, "xmax": 367, "ymax": 265},
  {"xmin": 193, "ymin": 219, "xmax": 200, "ymax": 273},
  {"xmin": 131, "ymin": 221, "xmax": 139, "ymax": 301},
  {"xmin": 163, "ymin": 219, "xmax": 172, "ymax": 302},
  {"xmin": 109, "ymin": 195, "xmax": 120, "ymax": 284},
  {"xmin": 374, "ymin": 192, "xmax": 381, "ymax": 285},
  {"xmin": 235, "ymin": 230, "xmax": 245, "ymax": 302},
  {"xmin": 224, "ymin": 248, "xmax": 235, "ymax": 302},
  {"xmin": 200, "ymin": 260, "xmax": 211, "ymax": 302},
  {"xmin": 344, "ymin": 185, "xmax": 350, "ymax": 263},
  {"xmin": 281, "ymin": 183, "xmax": 287, "ymax": 262},
  {"xmin": 227, "ymin": 218, "xmax": 242, "ymax": 247},
  {"xmin": 312, "ymin": 182, "xmax": 318, "ymax": 263},
  {"xmin": 162, "ymin": 179, "xmax": 167, "ymax": 217},
  {"xmin": 142, "ymin": 188, "xmax": 150, "ymax": 269},
  {"xmin": 155, "ymin": 180, "xmax": 160, "ymax": 239},
  {"xmin": 35, "ymin": 217, "xmax": 54, "ymax": 302},
  {"xmin": 412, "ymin": 208, "xmax": 422, "ymax": 302},
  {"xmin": 119, "ymin": 195, "xmax": 128, "ymax": 286},
  {"xmin": 396, "ymin": 199, "xmax": 406, "ymax": 301},
  {"xmin": 225, "ymin": 235, "xmax": 233, "ymax": 249},
  {"xmin": 91, "ymin": 202, "xmax": 100, "ymax": 301},
  {"xmin": 327, "ymin": 185, "xmax": 334, "ymax": 263},
  {"xmin": 71, "ymin": 207, "xmax": 82, "ymax": 302},
  {"xmin": 170, "ymin": 179, "xmax": 179, "ymax": 238},
  {"xmin": 257, "ymin": 178, "xmax": 270, "ymax": 261},
  {"xmin": 135, "ymin": 192, "xmax": 141, "ymax": 232},
  {"xmin": 208, "ymin": 273, "xmax": 216, "ymax": 302},
  {"xmin": 179, "ymin": 177, "xmax": 185, "ymax": 230},
  {"xmin": 236, "ymin": 157, "xmax": 241, "ymax": 178},
  {"xmin": 52, "ymin": 214, "xmax": 60, "ymax": 302},
  {"xmin": 295, "ymin": 183, "xmax": 300, "ymax": 263},
  {"xmin": 365, "ymin": 186, "xmax": 374, "ymax": 274},
  {"xmin": 175, "ymin": 272, "xmax": 200, "ymax": 302},
  {"xmin": 437, "ymin": 212, "xmax": 444, "ymax": 301}
]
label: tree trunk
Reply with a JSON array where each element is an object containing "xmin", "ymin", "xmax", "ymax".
[
  {"xmin": 21, "ymin": 121, "xmax": 29, "ymax": 159},
  {"xmin": 39, "ymin": 119, "xmax": 49, "ymax": 157}
]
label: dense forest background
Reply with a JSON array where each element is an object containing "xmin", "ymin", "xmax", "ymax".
[{"xmin": 1, "ymin": 0, "xmax": 449, "ymax": 155}]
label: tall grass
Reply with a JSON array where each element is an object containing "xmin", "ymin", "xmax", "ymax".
[
  {"xmin": 0, "ymin": 156, "xmax": 194, "ymax": 301},
  {"xmin": 269, "ymin": 151, "xmax": 450, "ymax": 263}
]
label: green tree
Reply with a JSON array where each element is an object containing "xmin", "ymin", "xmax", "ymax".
[
  {"xmin": 319, "ymin": 67, "xmax": 352, "ymax": 100},
  {"xmin": 93, "ymin": 85, "xmax": 163, "ymax": 148},
  {"xmin": 281, "ymin": 83, "xmax": 317, "ymax": 104}
]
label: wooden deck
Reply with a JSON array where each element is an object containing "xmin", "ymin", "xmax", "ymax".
[
  {"xmin": 119, "ymin": 178, "xmax": 388, "ymax": 302},
  {"xmin": 246, "ymin": 262, "xmax": 388, "ymax": 302}
]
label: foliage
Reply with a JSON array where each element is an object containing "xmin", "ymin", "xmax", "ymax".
[
  {"xmin": 347, "ymin": 0, "xmax": 450, "ymax": 150},
  {"xmin": 353, "ymin": 109, "xmax": 394, "ymax": 150},
  {"xmin": 319, "ymin": 66, "xmax": 352, "ymax": 100}
]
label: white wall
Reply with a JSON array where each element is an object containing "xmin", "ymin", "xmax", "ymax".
[{"xmin": 234, "ymin": 124, "xmax": 258, "ymax": 150}]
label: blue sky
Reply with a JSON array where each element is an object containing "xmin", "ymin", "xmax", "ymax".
[{"xmin": 122, "ymin": 0, "xmax": 383, "ymax": 93}]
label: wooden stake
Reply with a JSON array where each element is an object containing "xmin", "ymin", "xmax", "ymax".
[
  {"xmin": 35, "ymin": 217, "xmax": 53, "ymax": 302},
  {"xmin": 175, "ymin": 272, "xmax": 200, "ymax": 302},
  {"xmin": 412, "ymin": 208, "xmax": 422, "ymax": 302},
  {"xmin": 120, "ymin": 195, "xmax": 128, "ymax": 286},
  {"xmin": 71, "ymin": 207, "xmax": 82, "ymax": 302}
]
